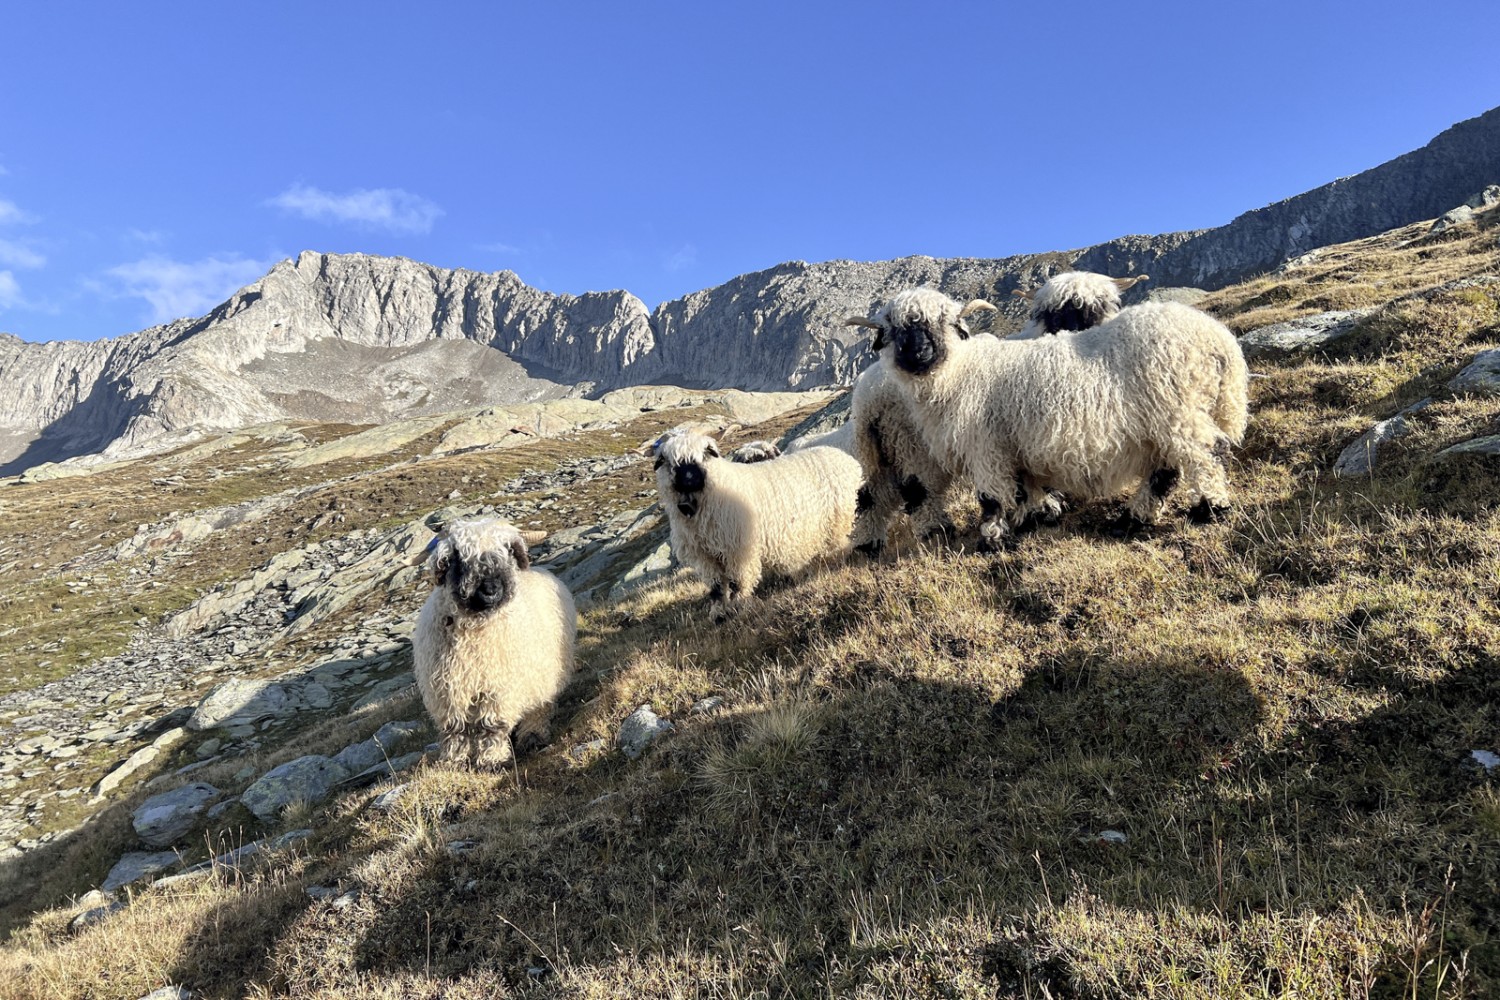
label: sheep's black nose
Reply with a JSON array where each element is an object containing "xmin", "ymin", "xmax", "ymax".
[
  {"xmin": 467, "ymin": 576, "xmax": 509, "ymax": 612},
  {"xmin": 673, "ymin": 463, "xmax": 705, "ymax": 494}
]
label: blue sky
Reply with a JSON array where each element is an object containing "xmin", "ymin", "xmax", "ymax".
[{"xmin": 1, "ymin": 1, "xmax": 1496, "ymax": 343}]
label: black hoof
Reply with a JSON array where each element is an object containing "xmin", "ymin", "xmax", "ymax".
[
  {"xmin": 977, "ymin": 531, "xmax": 1017, "ymax": 554},
  {"xmin": 1106, "ymin": 513, "xmax": 1151, "ymax": 540},
  {"xmin": 1187, "ymin": 500, "xmax": 1230, "ymax": 525}
]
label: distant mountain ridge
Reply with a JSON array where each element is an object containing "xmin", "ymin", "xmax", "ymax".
[{"xmin": 3, "ymin": 105, "xmax": 1498, "ymax": 474}]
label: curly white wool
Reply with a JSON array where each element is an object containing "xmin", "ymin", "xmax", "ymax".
[
  {"xmin": 654, "ymin": 430, "xmax": 863, "ymax": 606},
  {"xmin": 412, "ymin": 518, "xmax": 576, "ymax": 769},
  {"xmin": 862, "ymin": 288, "xmax": 1249, "ymax": 549}
]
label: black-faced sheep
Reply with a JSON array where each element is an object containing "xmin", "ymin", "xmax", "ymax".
[
  {"xmin": 844, "ymin": 272, "xmax": 1143, "ymax": 553},
  {"xmin": 413, "ymin": 517, "xmax": 576, "ymax": 769},
  {"xmin": 1009, "ymin": 272, "xmax": 1149, "ymax": 339},
  {"xmin": 651, "ymin": 430, "xmax": 863, "ymax": 610},
  {"xmin": 850, "ymin": 288, "xmax": 1249, "ymax": 550}
]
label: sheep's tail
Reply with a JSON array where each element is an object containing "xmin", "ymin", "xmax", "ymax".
[{"xmin": 1213, "ymin": 345, "xmax": 1251, "ymax": 445}]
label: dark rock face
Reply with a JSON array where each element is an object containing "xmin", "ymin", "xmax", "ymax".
[{"xmin": 4, "ymin": 107, "xmax": 1499, "ymax": 470}]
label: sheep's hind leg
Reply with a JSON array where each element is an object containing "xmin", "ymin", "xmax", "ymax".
[
  {"xmin": 1173, "ymin": 428, "xmax": 1234, "ymax": 525},
  {"xmin": 1111, "ymin": 467, "xmax": 1178, "ymax": 539}
]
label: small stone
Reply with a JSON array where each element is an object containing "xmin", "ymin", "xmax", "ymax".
[
  {"xmin": 195, "ymin": 739, "xmax": 223, "ymax": 759},
  {"xmin": 690, "ymin": 696, "xmax": 725, "ymax": 715},
  {"xmin": 1471, "ymin": 750, "xmax": 1500, "ymax": 771},
  {"xmin": 370, "ymin": 783, "xmax": 409, "ymax": 813},
  {"xmin": 135, "ymin": 988, "xmax": 191, "ymax": 1000},
  {"xmin": 615, "ymin": 705, "xmax": 674, "ymax": 759}
]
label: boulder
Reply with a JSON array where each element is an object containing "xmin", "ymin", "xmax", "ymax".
[
  {"xmin": 1449, "ymin": 348, "xmax": 1500, "ymax": 397},
  {"xmin": 240, "ymin": 755, "xmax": 350, "ymax": 822},
  {"xmin": 188, "ymin": 678, "xmax": 291, "ymax": 731},
  {"xmin": 1238, "ymin": 309, "xmax": 1373, "ymax": 357},
  {"xmin": 102, "ymin": 850, "xmax": 180, "ymax": 891},
  {"xmin": 132, "ymin": 783, "xmax": 222, "ymax": 847}
]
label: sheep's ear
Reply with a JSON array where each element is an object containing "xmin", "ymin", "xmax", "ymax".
[
  {"xmin": 508, "ymin": 536, "xmax": 531, "ymax": 572},
  {"xmin": 955, "ymin": 320, "xmax": 972, "ymax": 340},
  {"xmin": 427, "ymin": 538, "xmax": 452, "ymax": 586},
  {"xmin": 1112, "ymin": 275, "xmax": 1149, "ymax": 292},
  {"xmin": 705, "ymin": 440, "xmax": 721, "ymax": 459}
]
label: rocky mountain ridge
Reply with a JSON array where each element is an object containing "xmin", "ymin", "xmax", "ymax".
[{"xmin": 3, "ymin": 105, "xmax": 1498, "ymax": 474}]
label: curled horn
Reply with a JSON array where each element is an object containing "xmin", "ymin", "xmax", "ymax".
[
  {"xmin": 959, "ymin": 299, "xmax": 999, "ymax": 319},
  {"xmin": 1112, "ymin": 275, "xmax": 1150, "ymax": 292},
  {"xmin": 519, "ymin": 529, "xmax": 547, "ymax": 546},
  {"xmin": 1011, "ymin": 288, "xmax": 1037, "ymax": 302},
  {"xmin": 844, "ymin": 315, "xmax": 882, "ymax": 330}
]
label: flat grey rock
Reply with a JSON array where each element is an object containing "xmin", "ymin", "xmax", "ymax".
[
  {"xmin": 103, "ymin": 850, "xmax": 180, "ymax": 891},
  {"xmin": 1238, "ymin": 309, "xmax": 1373, "ymax": 357},
  {"xmin": 188, "ymin": 678, "xmax": 291, "ymax": 731},
  {"xmin": 1333, "ymin": 399, "xmax": 1431, "ymax": 476},
  {"xmin": 240, "ymin": 755, "xmax": 350, "ymax": 822},
  {"xmin": 1449, "ymin": 349, "xmax": 1500, "ymax": 396},
  {"xmin": 132, "ymin": 782, "xmax": 222, "ymax": 847},
  {"xmin": 1437, "ymin": 435, "xmax": 1500, "ymax": 459}
]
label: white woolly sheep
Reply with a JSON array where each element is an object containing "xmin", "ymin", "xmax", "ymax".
[
  {"xmin": 849, "ymin": 288, "xmax": 1249, "ymax": 549},
  {"xmin": 1008, "ymin": 272, "xmax": 1149, "ymax": 340},
  {"xmin": 844, "ymin": 272, "xmax": 1144, "ymax": 553},
  {"xmin": 651, "ymin": 430, "xmax": 863, "ymax": 610},
  {"xmin": 413, "ymin": 517, "xmax": 576, "ymax": 769}
]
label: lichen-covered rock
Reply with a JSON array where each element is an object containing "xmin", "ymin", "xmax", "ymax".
[
  {"xmin": 1332, "ymin": 399, "xmax": 1430, "ymax": 476},
  {"xmin": 1238, "ymin": 309, "xmax": 1374, "ymax": 357}
]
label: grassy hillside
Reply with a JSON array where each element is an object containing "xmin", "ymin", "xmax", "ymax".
[{"xmin": 1, "ymin": 207, "xmax": 1498, "ymax": 998}]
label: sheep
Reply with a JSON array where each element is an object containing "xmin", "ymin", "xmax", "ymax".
[
  {"xmin": 847, "ymin": 288, "xmax": 1248, "ymax": 550},
  {"xmin": 730, "ymin": 439, "xmax": 783, "ymax": 463},
  {"xmin": 1008, "ymin": 272, "xmax": 1149, "ymax": 339},
  {"xmin": 413, "ymin": 517, "xmax": 576, "ymax": 769},
  {"xmin": 785, "ymin": 420, "xmax": 855, "ymax": 456},
  {"xmin": 651, "ymin": 429, "xmax": 863, "ymax": 611},
  {"xmin": 846, "ymin": 272, "xmax": 1143, "ymax": 553}
]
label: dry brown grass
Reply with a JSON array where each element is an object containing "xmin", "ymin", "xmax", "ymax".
[{"xmin": 3, "ymin": 219, "xmax": 1500, "ymax": 997}]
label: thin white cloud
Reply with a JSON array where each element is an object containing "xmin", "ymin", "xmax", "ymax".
[
  {"xmin": 106, "ymin": 254, "xmax": 272, "ymax": 323},
  {"xmin": 0, "ymin": 271, "xmax": 25, "ymax": 310},
  {"xmin": 267, "ymin": 183, "xmax": 443, "ymax": 234},
  {"xmin": 664, "ymin": 243, "xmax": 698, "ymax": 273},
  {"xmin": 128, "ymin": 228, "xmax": 166, "ymax": 244},
  {"xmin": 477, "ymin": 241, "xmax": 522, "ymax": 255},
  {"xmin": 0, "ymin": 239, "xmax": 44, "ymax": 269},
  {"xmin": 0, "ymin": 199, "xmax": 34, "ymax": 226}
]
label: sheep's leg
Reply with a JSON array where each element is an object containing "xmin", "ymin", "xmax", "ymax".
[
  {"xmin": 511, "ymin": 704, "xmax": 553, "ymax": 756},
  {"xmin": 1169, "ymin": 422, "xmax": 1235, "ymax": 525},
  {"xmin": 904, "ymin": 466, "xmax": 957, "ymax": 544},
  {"xmin": 1183, "ymin": 438, "xmax": 1234, "ymax": 524},
  {"xmin": 472, "ymin": 724, "xmax": 515, "ymax": 771},
  {"xmin": 975, "ymin": 486, "xmax": 1022, "ymax": 553},
  {"xmin": 1010, "ymin": 471, "xmax": 1064, "ymax": 533},
  {"xmin": 437, "ymin": 722, "xmax": 474, "ymax": 766},
  {"xmin": 1110, "ymin": 467, "xmax": 1178, "ymax": 538},
  {"xmin": 852, "ymin": 474, "xmax": 902, "ymax": 556}
]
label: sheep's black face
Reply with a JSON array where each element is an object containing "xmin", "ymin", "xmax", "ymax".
[
  {"xmin": 1039, "ymin": 300, "xmax": 1109, "ymax": 335},
  {"xmin": 891, "ymin": 321, "xmax": 946, "ymax": 376},
  {"xmin": 654, "ymin": 436, "xmax": 720, "ymax": 518},
  {"xmin": 445, "ymin": 552, "xmax": 518, "ymax": 615}
]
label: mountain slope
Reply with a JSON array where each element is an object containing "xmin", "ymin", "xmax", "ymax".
[{"xmin": 3, "ymin": 106, "xmax": 1499, "ymax": 474}]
